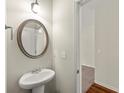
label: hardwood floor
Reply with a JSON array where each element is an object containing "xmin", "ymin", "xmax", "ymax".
[{"xmin": 86, "ymin": 83, "xmax": 118, "ymax": 93}]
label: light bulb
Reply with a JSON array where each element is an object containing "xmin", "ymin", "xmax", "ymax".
[{"xmin": 31, "ymin": 3, "xmax": 40, "ymax": 14}]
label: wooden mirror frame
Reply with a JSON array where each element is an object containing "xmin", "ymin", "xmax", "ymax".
[{"xmin": 17, "ymin": 19, "xmax": 49, "ymax": 59}]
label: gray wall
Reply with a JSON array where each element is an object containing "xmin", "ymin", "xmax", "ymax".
[
  {"xmin": 95, "ymin": 0, "xmax": 119, "ymax": 91},
  {"xmin": 6, "ymin": 0, "xmax": 53, "ymax": 93}
]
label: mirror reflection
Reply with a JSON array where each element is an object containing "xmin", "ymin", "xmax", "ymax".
[{"xmin": 17, "ymin": 19, "xmax": 48, "ymax": 58}]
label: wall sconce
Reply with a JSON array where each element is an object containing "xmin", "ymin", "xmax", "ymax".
[{"xmin": 31, "ymin": 0, "xmax": 40, "ymax": 14}]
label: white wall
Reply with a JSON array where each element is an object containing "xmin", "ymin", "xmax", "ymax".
[
  {"xmin": 95, "ymin": 0, "xmax": 119, "ymax": 91},
  {"xmin": 53, "ymin": 0, "xmax": 76, "ymax": 93},
  {"xmin": 6, "ymin": 0, "xmax": 53, "ymax": 93},
  {"xmin": 80, "ymin": 1, "xmax": 95, "ymax": 67}
]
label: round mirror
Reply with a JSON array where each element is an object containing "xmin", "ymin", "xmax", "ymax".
[{"xmin": 17, "ymin": 19, "xmax": 48, "ymax": 59}]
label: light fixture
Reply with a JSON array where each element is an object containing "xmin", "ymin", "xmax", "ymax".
[{"xmin": 31, "ymin": 0, "xmax": 40, "ymax": 14}]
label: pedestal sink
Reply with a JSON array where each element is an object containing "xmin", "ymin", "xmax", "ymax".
[{"xmin": 19, "ymin": 69, "xmax": 55, "ymax": 93}]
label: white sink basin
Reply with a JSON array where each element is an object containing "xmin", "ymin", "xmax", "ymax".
[{"xmin": 19, "ymin": 69, "xmax": 55, "ymax": 93}]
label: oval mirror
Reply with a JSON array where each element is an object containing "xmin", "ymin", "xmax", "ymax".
[{"xmin": 17, "ymin": 19, "xmax": 49, "ymax": 59}]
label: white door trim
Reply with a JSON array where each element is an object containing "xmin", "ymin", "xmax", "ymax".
[{"xmin": 73, "ymin": 1, "xmax": 81, "ymax": 93}]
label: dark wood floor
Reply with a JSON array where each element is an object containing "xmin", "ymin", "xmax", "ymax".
[{"xmin": 86, "ymin": 83, "xmax": 118, "ymax": 93}]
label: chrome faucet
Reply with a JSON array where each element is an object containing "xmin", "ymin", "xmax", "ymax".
[{"xmin": 32, "ymin": 67, "xmax": 41, "ymax": 73}]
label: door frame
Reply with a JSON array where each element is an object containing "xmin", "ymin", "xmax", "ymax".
[{"xmin": 73, "ymin": 0, "xmax": 82, "ymax": 93}]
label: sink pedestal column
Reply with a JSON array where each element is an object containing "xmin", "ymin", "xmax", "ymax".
[{"xmin": 32, "ymin": 85, "xmax": 45, "ymax": 93}]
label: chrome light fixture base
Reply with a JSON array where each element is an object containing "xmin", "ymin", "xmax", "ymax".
[{"xmin": 31, "ymin": 0, "xmax": 39, "ymax": 14}]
